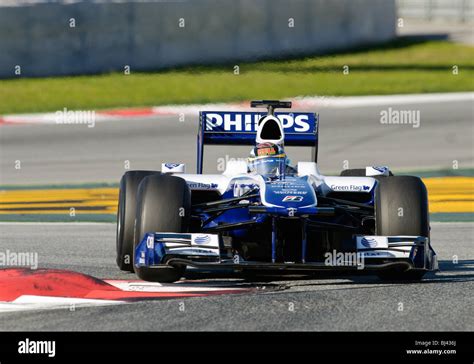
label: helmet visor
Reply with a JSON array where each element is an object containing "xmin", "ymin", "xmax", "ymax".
[{"xmin": 249, "ymin": 155, "xmax": 286, "ymax": 178}]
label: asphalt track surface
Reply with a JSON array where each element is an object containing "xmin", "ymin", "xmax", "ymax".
[
  {"xmin": 1, "ymin": 99, "xmax": 473, "ymax": 185},
  {"xmin": 0, "ymin": 221, "xmax": 472, "ymax": 331}
]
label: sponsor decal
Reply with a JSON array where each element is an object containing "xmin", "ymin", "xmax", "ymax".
[
  {"xmin": 356, "ymin": 236, "xmax": 389, "ymax": 250},
  {"xmin": 146, "ymin": 235, "xmax": 154, "ymax": 249},
  {"xmin": 257, "ymin": 146, "xmax": 277, "ymax": 156},
  {"xmin": 162, "ymin": 163, "xmax": 185, "ymax": 173},
  {"xmin": 139, "ymin": 251, "xmax": 145, "ymax": 264},
  {"xmin": 282, "ymin": 195, "xmax": 303, "ymax": 202},
  {"xmin": 271, "ymin": 180, "xmax": 306, "ymax": 188},
  {"xmin": 193, "ymin": 235, "xmax": 211, "ymax": 245},
  {"xmin": 330, "ymin": 184, "xmax": 371, "ymax": 192},
  {"xmin": 366, "ymin": 166, "xmax": 389, "ymax": 177},
  {"xmin": 255, "ymin": 158, "xmax": 276, "ymax": 165},
  {"xmin": 273, "ymin": 190, "xmax": 307, "ymax": 195},
  {"xmin": 360, "ymin": 237, "xmax": 378, "ymax": 248},
  {"xmin": 187, "ymin": 182, "xmax": 218, "ymax": 189},
  {"xmin": 359, "ymin": 250, "xmax": 411, "ymax": 259},
  {"xmin": 205, "ymin": 113, "xmax": 311, "ymax": 132},
  {"xmin": 166, "ymin": 247, "xmax": 218, "ymax": 256},
  {"xmin": 373, "ymin": 166, "xmax": 388, "ymax": 173}
]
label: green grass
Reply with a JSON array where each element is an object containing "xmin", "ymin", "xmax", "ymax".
[{"xmin": 0, "ymin": 39, "xmax": 473, "ymax": 115}]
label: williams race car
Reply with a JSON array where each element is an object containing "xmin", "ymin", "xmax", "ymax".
[{"xmin": 116, "ymin": 100, "xmax": 438, "ymax": 282}]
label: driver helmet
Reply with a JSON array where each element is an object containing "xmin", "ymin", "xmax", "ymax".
[{"xmin": 248, "ymin": 142, "xmax": 287, "ymax": 178}]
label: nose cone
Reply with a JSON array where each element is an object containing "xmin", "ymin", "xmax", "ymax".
[
  {"xmin": 256, "ymin": 115, "xmax": 284, "ymax": 145},
  {"xmin": 262, "ymin": 177, "xmax": 317, "ymax": 208}
]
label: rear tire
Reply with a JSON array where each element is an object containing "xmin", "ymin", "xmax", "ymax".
[
  {"xmin": 133, "ymin": 174, "xmax": 191, "ymax": 282},
  {"xmin": 375, "ymin": 176, "xmax": 430, "ymax": 281},
  {"xmin": 116, "ymin": 170, "xmax": 159, "ymax": 272}
]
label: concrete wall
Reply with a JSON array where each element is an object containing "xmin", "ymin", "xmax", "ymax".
[
  {"xmin": 0, "ymin": 0, "xmax": 396, "ymax": 78},
  {"xmin": 397, "ymin": 0, "xmax": 474, "ymax": 23}
]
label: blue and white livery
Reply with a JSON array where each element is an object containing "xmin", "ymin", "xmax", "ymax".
[{"xmin": 117, "ymin": 100, "xmax": 437, "ymax": 282}]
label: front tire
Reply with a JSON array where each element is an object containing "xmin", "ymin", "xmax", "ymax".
[
  {"xmin": 133, "ymin": 174, "xmax": 191, "ymax": 282},
  {"xmin": 375, "ymin": 176, "xmax": 430, "ymax": 281},
  {"xmin": 116, "ymin": 170, "xmax": 159, "ymax": 272}
]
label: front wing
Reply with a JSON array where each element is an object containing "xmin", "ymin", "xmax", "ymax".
[{"xmin": 135, "ymin": 232, "xmax": 438, "ymax": 273}]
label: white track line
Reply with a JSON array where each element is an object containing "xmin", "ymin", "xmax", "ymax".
[
  {"xmin": 0, "ymin": 222, "xmax": 113, "ymax": 225},
  {"xmin": 0, "ymin": 295, "xmax": 125, "ymax": 313},
  {"xmin": 150, "ymin": 92, "xmax": 474, "ymax": 114},
  {"xmin": 291, "ymin": 92, "xmax": 474, "ymax": 109}
]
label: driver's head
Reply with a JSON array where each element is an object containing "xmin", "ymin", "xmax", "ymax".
[{"xmin": 248, "ymin": 142, "xmax": 287, "ymax": 178}]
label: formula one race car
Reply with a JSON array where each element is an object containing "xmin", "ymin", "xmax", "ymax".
[{"xmin": 116, "ymin": 100, "xmax": 438, "ymax": 282}]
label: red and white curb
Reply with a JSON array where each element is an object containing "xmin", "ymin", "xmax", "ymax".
[
  {"xmin": 0, "ymin": 295, "xmax": 122, "ymax": 313},
  {"xmin": 1, "ymin": 92, "xmax": 472, "ymax": 126},
  {"xmin": 0, "ymin": 268, "xmax": 255, "ymax": 313}
]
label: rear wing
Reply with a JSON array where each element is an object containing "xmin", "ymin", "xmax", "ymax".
[{"xmin": 197, "ymin": 111, "xmax": 319, "ymax": 173}]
